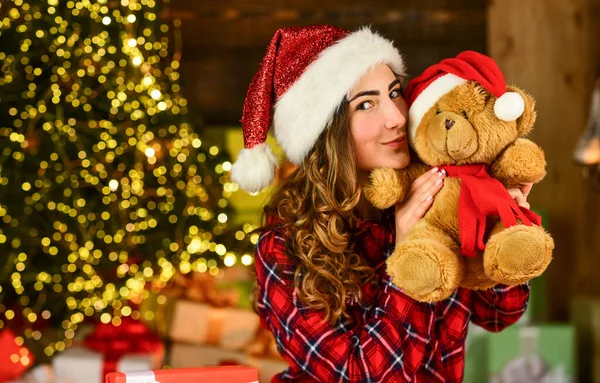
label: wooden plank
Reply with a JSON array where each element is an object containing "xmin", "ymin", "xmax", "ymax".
[
  {"xmin": 488, "ymin": 0, "xmax": 600, "ymax": 320},
  {"xmin": 175, "ymin": 12, "xmax": 485, "ymax": 52},
  {"xmin": 164, "ymin": 1, "xmax": 485, "ymax": 51},
  {"xmin": 180, "ymin": 41, "xmax": 485, "ymax": 125}
]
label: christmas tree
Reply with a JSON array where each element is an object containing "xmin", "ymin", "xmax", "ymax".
[{"xmin": 0, "ymin": 0, "xmax": 254, "ymax": 358}]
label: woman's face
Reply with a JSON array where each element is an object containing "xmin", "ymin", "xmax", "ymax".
[{"xmin": 348, "ymin": 63, "xmax": 410, "ymax": 176}]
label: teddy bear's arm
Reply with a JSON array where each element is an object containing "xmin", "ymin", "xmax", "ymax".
[
  {"xmin": 364, "ymin": 163, "xmax": 430, "ymax": 209},
  {"xmin": 490, "ymin": 138, "xmax": 547, "ymax": 188}
]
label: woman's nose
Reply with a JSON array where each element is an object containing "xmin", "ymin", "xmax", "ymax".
[{"xmin": 384, "ymin": 100, "xmax": 406, "ymax": 129}]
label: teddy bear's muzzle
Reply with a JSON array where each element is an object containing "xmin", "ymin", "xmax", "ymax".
[{"xmin": 427, "ymin": 113, "xmax": 479, "ymax": 161}]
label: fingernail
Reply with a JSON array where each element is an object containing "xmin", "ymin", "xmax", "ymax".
[
  {"xmin": 431, "ymin": 167, "xmax": 439, "ymax": 173},
  {"xmin": 438, "ymin": 170, "xmax": 446, "ymax": 178},
  {"xmin": 435, "ymin": 178, "xmax": 443, "ymax": 186},
  {"xmin": 426, "ymin": 195, "xmax": 433, "ymax": 202}
]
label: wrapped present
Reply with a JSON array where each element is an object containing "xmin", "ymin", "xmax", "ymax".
[
  {"xmin": 105, "ymin": 366, "xmax": 258, "ymax": 383},
  {"xmin": 170, "ymin": 343, "xmax": 289, "ymax": 383},
  {"xmin": 463, "ymin": 323, "xmax": 489, "ymax": 383},
  {"xmin": 571, "ymin": 297, "xmax": 600, "ymax": 382},
  {"xmin": 488, "ymin": 325, "xmax": 574, "ymax": 382},
  {"xmin": 166, "ymin": 300, "xmax": 259, "ymax": 349},
  {"xmin": 0, "ymin": 329, "xmax": 35, "ymax": 382},
  {"xmin": 7, "ymin": 364, "xmax": 59, "ymax": 383},
  {"xmin": 141, "ymin": 272, "xmax": 259, "ymax": 349},
  {"xmin": 53, "ymin": 317, "xmax": 164, "ymax": 383}
]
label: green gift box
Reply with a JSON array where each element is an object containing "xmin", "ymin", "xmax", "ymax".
[
  {"xmin": 488, "ymin": 325, "xmax": 575, "ymax": 382},
  {"xmin": 463, "ymin": 323, "xmax": 489, "ymax": 383},
  {"xmin": 571, "ymin": 297, "xmax": 600, "ymax": 383}
]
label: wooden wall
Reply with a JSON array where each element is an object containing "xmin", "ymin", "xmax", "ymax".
[
  {"xmin": 167, "ymin": 0, "xmax": 486, "ymax": 125},
  {"xmin": 488, "ymin": 0, "xmax": 600, "ymax": 320},
  {"xmin": 166, "ymin": 0, "xmax": 600, "ymax": 320}
]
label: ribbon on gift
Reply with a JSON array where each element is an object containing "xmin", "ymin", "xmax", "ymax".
[
  {"xmin": 169, "ymin": 272, "xmax": 239, "ymax": 307},
  {"xmin": 84, "ymin": 317, "xmax": 164, "ymax": 379}
]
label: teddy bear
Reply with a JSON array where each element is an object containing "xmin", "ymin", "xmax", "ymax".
[{"xmin": 364, "ymin": 51, "xmax": 554, "ymax": 302}]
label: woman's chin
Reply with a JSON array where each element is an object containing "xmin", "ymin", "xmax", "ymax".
[{"xmin": 386, "ymin": 153, "xmax": 410, "ymax": 170}]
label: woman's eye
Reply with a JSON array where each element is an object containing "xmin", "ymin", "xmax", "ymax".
[
  {"xmin": 390, "ymin": 89, "xmax": 401, "ymax": 99},
  {"xmin": 356, "ymin": 101, "xmax": 373, "ymax": 111}
]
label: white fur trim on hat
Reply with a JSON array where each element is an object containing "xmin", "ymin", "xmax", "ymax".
[
  {"xmin": 273, "ymin": 27, "xmax": 406, "ymax": 165},
  {"xmin": 408, "ymin": 73, "xmax": 467, "ymax": 148},
  {"xmin": 231, "ymin": 143, "xmax": 278, "ymax": 194},
  {"xmin": 494, "ymin": 92, "xmax": 525, "ymax": 121}
]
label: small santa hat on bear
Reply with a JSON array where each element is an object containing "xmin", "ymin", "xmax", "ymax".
[
  {"xmin": 231, "ymin": 25, "xmax": 405, "ymax": 193},
  {"xmin": 405, "ymin": 50, "xmax": 525, "ymax": 147}
]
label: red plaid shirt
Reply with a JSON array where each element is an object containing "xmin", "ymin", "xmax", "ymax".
[{"xmin": 255, "ymin": 212, "xmax": 530, "ymax": 382}]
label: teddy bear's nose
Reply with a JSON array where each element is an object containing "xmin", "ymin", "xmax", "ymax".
[{"xmin": 445, "ymin": 119, "xmax": 455, "ymax": 130}]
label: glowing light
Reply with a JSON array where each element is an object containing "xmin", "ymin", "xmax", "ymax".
[
  {"xmin": 102, "ymin": 17, "xmax": 111, "ymax": 25},
  {"xmin": 150, "ymin": 89, "xmax": 161, "ymax": 100},
  {"xmin": 109, "ymin": 179, "xmax": 119, "ymax": 191},
  {"xmin": 145, "ymin": 148, "xmax": 155, "ymax": 157}
]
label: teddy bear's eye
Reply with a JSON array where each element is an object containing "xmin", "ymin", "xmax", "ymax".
[
  {"xmin": 436, "ymin": 110, "xmax": 441, "ymax": 115},
  {"xmin": 462, "ymin": 111, "xmax": 468, "ymax": 119}
]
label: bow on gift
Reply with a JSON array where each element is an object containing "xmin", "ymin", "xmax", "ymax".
[
  {"xmin": 84, "ymin": 317, "xmax": 164, "ymax": 378},
  {"xmin": 168, "ymin": 272, "xmax": 239, "ymax": 307}
]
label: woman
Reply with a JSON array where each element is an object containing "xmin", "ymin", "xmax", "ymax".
[{"xmin": 231, "ymin": 25, "xmax": 531, "ymax": 382}]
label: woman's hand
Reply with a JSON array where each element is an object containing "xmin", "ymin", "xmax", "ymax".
[
  {"xmin": 394, "ymin": 167, "xmax": 446, "ymax": 244},
  {"xmin": 507, "ymin": 182, "xmax": 533, "ymax": 209}
]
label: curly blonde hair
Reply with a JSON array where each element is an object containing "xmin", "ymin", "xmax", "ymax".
[{"xmin": 261, "ymin": 101, "xmax": 379, "ymax": 324}]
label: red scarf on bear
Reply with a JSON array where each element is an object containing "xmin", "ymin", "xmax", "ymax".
[{"xmin": 437, "ymin": 164, "xmax": 541, "ymax": 257}]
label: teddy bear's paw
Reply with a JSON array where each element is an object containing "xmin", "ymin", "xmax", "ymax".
[
  {"xmin": 492, "ymin": 139, "xmax": 547, "ymax": 185},
  {"xmin": 364, "ymin": 168, "xmax": 407, "ymax": 209},
  {"xmin": 386, "ymin": 239, "xmax": 464, "ymax": 302},
  {"xmin": 483, "ymin": 224, "xmax": 554, "ymax": 285}
]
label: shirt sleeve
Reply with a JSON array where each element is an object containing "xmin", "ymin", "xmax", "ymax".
[
  {"xmin": 469, "ymin": 282, "xmax": 530, "ymax": 332},
  {"xmin": 254, "ymin": 227, "xmax": 430, "ymax": 382}
]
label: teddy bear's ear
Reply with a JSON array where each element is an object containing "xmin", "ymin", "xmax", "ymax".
[{"xmin": 507, "ymin": 85, "xmax": 537, "ymax": 136}]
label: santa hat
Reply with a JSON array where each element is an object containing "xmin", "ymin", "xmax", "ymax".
[
  {"xmin": 231, "ymin": 25, "xmax": 405, "ymax": 193},
  {"xmin": 405, "ymin": 51, "xmax": 525, "ymax": 147}
]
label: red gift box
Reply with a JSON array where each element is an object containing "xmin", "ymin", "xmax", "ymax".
[
  {"xmin": 0, "ymin": 329, "xmax": 34, "ymax": 382},
  {"xmin": 84, "ymin": 317, "xmax": 164, "ymax": 378},
  {"xmin": 105, "ymin": 366, "xmax": 259, "ymax": 383}
]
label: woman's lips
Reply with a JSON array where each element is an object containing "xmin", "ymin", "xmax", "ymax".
[{"xmin": 383, "ymin": 136, "xmax": 406, "ymax": 148}]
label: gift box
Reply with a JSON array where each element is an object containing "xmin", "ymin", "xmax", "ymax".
[
  {"xmin": 488, "ymin": 325, "xmax": 575, "ymax": 382},
  {"xmin": 463, "ymin": 323, "xmax": 489, "ymax": 383},
  {"xmin": 571, "ymin": 297, "xmax": 600, "ymax": 382},
  {"xmin": 7, "ymin": 364, "xmax": 60, "ymax": 383},
  {"xmin": 53, "ymin": 318, "xmax": 164, "ymax": 383},
  {"xmin": 141, "ymin": 271, "xmax": 259, "ymax": 348},
  {"xmin": 170, "ymin": 343, "xmax": 289, "ymax": 383},
  {"xmin": 0, "ymin": 329, "xmax": 35, "ymax": 382},
  {"xmin": 105, "ymin": 366, "xmax": 259, "ymax": 383}
]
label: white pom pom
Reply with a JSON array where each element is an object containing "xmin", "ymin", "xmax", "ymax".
[
  {"xmin": 494, "ymin": 92, "xmax": 525, "ymax": 121},
  {"xmin": 231, "ymin": 143, "xmax": 278, "ymax": 194}
]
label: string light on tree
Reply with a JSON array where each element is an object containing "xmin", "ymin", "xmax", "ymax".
[{"xmin": 0, "ymin": 0, "xmax": 255, "ymax": 359}]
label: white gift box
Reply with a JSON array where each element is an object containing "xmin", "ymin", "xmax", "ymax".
[
  {"xmin": 52, "ymin": 346, "xmax": 158, "ymax": 383},
  {"xmin": 168, "ymin": 301, "xmax": 260, "ymax": 350}
]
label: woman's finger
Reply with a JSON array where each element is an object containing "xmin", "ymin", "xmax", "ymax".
[
  {"xmin": 405, "ymin": 178, "xmax": 443, "ymax": 219},
  {"xmin": 410, "ymin": 170, "xmax": 445, "ymax": 201},
  {"xmin": 520, "ymin": 183, "xmax": 533, "ymax": 199},
  {"xmin": 407, "ymin": 167, "xmax": 440, "ymax": 196},
  {"xmin": 507, "ymin": 188, "xmax": 529, "ymax": 208}
]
